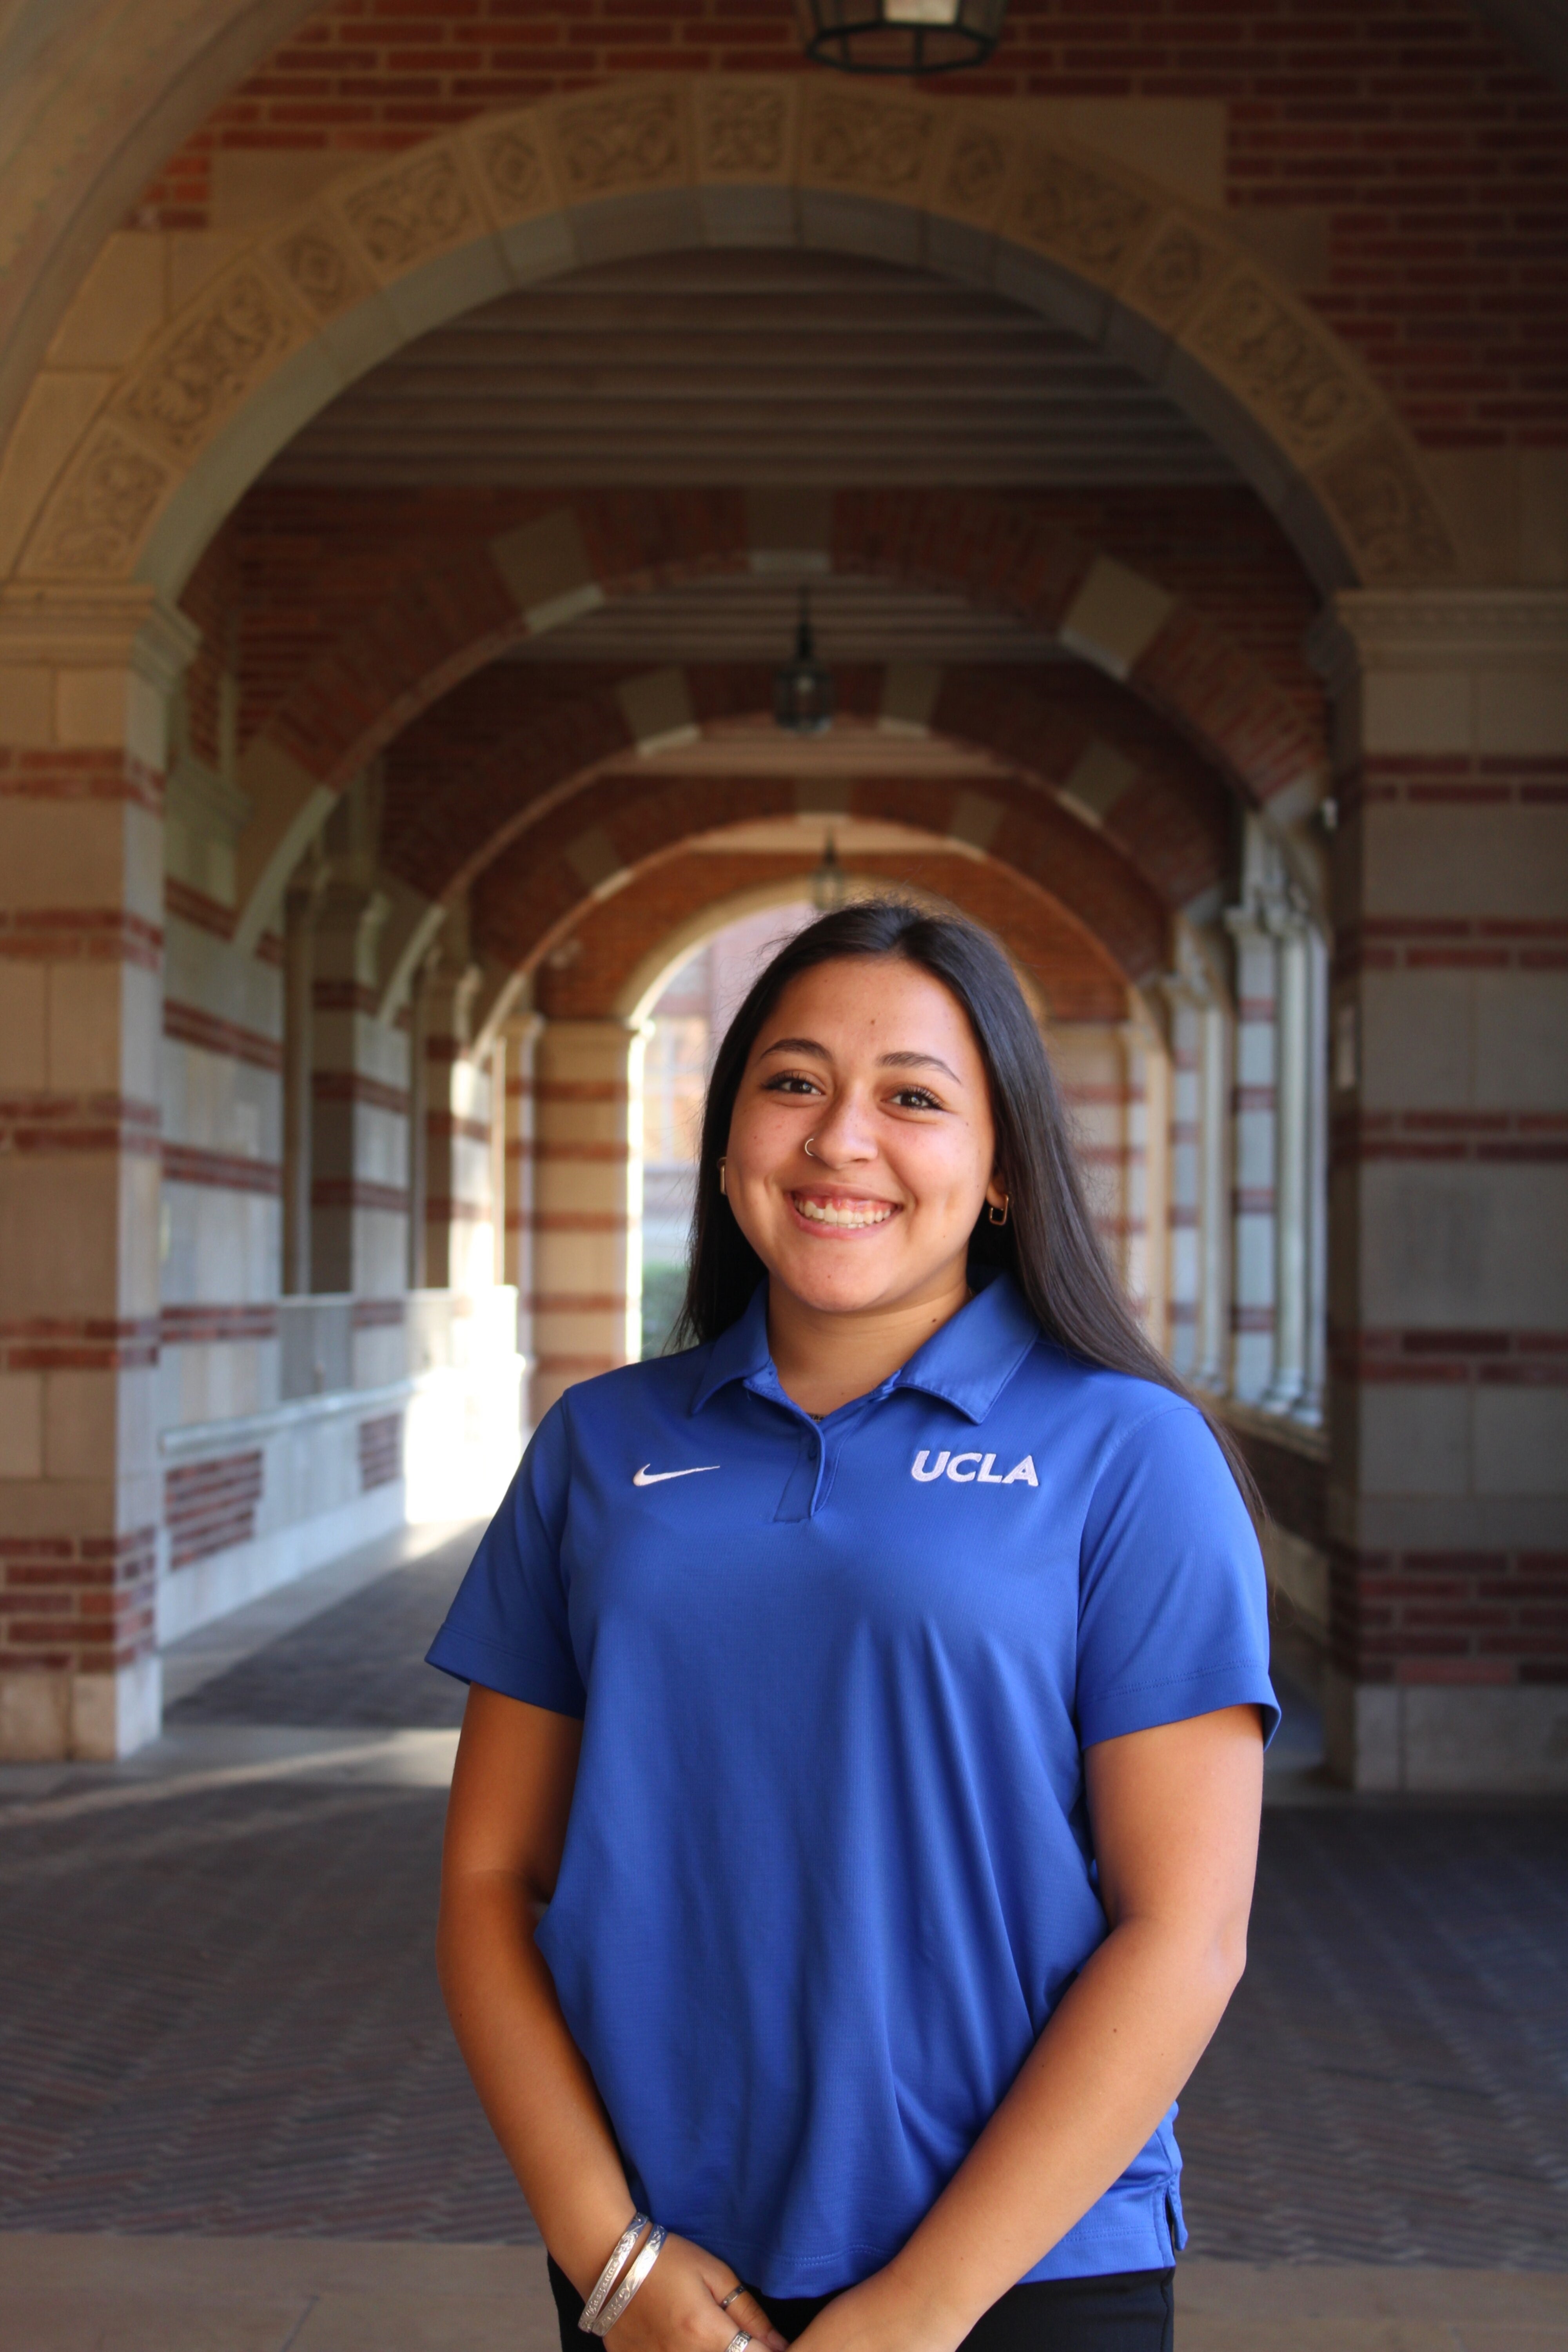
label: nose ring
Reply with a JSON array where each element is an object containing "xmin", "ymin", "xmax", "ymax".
[{"xmin": 804, "ymin": 1136, "xmax": 817, "ymax": 1158}]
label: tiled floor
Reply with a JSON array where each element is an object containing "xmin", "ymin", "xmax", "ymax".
[{"xmin": 2, "ymin": 1535, "xmax": 1565, "ymax": 2281}]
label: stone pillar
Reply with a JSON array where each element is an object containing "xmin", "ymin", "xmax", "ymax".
[
  {"xmin": 501, "ymin": 1012, "xmax": 543, "ymax": 1397},
  {"xmin": 1264, "ymin": 908, "xmax": 1313, "ymax": 1417},
  {"xmin": 421, "ymin": 954, "xmax": 485, "ymax": 1293},
  {"xmin": 1226, "ymin": 873, "xmax": 1281, "ymax": 1407},
  {"xmin": 281, "ymin": 874, "xmax": 319, "ymax": 1298},
  {"xmin": 1162, "ymin": 937, "xmax": 1232, "ymax": 1393},
  {"xmin": 0, "ymin": 586, "xmax": 197, "ymax": 1759},
  {"xmin": 1309, "ymin": 590, "xmax": 1568, "ymax": 1791},
  {"xmin": 309, "ymin": 880, "xmax": 408, "ymax": 1310},
  {"xmin": 530, "ymin": 1018, "xmax": 648, "ymax": 1423}
]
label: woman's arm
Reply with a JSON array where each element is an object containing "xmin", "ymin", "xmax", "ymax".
[
  {"xmin": 795, "ymin": 1702, "xmax": 1265, "ymax": 2352},
  {"xmin": 437, "ymin": 1684, "xmax": 785, "ymax": 2352}
]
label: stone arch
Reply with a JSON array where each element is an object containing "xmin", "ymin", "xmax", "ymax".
[
  {"xmin": 379, "ymin": 664, "xmax": 1232, "ymax": 924},
  {"xmin": 228, "ymin": 491, "xmax": 1318, "ymax": 953},
  {"xmin": 465, "ymin": 760, "xmax": 1170, "ymax": 1000},
  {"xmin": 4, "ymin": 74, "xmax": 1456, "ymax": 622},
  {"xmin": 533, "ymin": 838, "xmax": 1134, "ymax": 1031}
]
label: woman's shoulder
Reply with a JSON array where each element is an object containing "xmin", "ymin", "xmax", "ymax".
[{"xmin": 552, "ymin": 1337, "xmax": 713, "ymax": 1427}]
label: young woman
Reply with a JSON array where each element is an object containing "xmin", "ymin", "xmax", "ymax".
[{"xmin": 429, "ymin": 900, "xmax": 1276, "ymax": 2352}]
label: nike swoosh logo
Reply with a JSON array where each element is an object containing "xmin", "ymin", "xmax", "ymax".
[{"xmin": 633, "ymin": 1463, "xmax": 720, "ymax": 1486}]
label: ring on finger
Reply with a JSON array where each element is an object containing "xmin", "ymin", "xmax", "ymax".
[
  {"xmin": 719, "ymin": 2288, "xmax": 747, "ymax": 2312},
  {"xmin": 725, "ymin": 2334, "xmax": 752, "ymax": 2352}
]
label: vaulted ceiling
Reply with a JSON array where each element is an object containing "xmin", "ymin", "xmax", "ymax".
[{"xmin": 265, "ymin": 247, "xmax": 1241, "ymax": 494}]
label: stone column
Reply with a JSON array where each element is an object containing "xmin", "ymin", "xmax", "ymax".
[
  {"xmin": 0, "ymin": 586, "xmax": 197, "ymax": 1759},
  {"xmin": 1264, "ymin": 906, "xmax": 1313, "ymax": 1417},
  {"xmin": 281, "ymin": 874, "xmax": 319, "ymax": 1298},
  {"xmin": 1309, "ymin": 590, "xmax": 1568, "ymax": 1791},
  {"xmin": 500, "ymin": 1012, "xmax": 543, "ymax": 1397},
  {"xmin": 1226, "ymin": 872, "xmax": 1281, "ymax": 1408},
  {"xmin": 1162, "ymin": 936, "xmax": 1232, "ymax": 1393},
  {"xmin": 530, "ymin": 1018, "xmax": 649, "ymax": 1423},
  {"xmin": 309, "ymin": 880, "xmax": 407, "ymax": 1308},
  {"xmin": 421, "ymin": 954, "xmax": 485, "ymax": 1294}
]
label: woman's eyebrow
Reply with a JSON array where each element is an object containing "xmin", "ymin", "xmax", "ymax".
[
  {"xmin": 879, "ymin": 1050, "xmax": 962, "ymax": 1084},
  {"xmin": 757, "ymin": 1035, "xmax": 829, "ymax": 1060}
]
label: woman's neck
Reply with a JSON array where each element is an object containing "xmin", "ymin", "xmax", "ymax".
[{"xmin": 766, "ymin": 1261, "xmax": 972, "ymax": 1420}]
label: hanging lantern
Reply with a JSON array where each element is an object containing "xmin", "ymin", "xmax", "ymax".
[
  {"xmin": 811, "ymin": 833, "xmax": 849, "ymax": 914},
  {"xmin": 773, "ymin": 590, "xmax": 836, "ymax": 737},
  {"xmin": 795, "ymin": 0, "xmax": 1008, "ymax": 76}
]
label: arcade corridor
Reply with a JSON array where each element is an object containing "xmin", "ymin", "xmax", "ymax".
[{"xmin": 3, "ymin": 12, "xmax": 1563, "ymax": 1787}]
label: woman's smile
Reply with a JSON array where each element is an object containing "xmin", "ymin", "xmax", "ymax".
[{"xmin": 789, "ymin": 1189, "xmax": 900, "ymax": 1232}]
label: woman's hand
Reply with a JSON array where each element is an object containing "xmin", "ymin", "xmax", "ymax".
[
  {"xmin": 600, "ymin": 2236, "xmax": 786, "ymax": 2352},
  {"xmin": 786, "ymin": 2268, "xmax": 960, "ymax": 2352}
]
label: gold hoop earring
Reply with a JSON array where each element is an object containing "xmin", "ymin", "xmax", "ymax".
[
  {"xmin": 988, "ymin": 1195, "xmax": 1010, "ymax": 1227},
  {"xmin": 717, "ymin": 1158, "xmax": 727, "ymax": 1195}
]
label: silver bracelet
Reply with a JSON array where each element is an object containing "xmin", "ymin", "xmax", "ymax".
[
  {"xmin": 577, "ymin": 2214, "xmax": 649, "ymax": 2334},
  {"xmin": 592, "ymin": 2223, "xmax": 667, "ymax": 2336}
]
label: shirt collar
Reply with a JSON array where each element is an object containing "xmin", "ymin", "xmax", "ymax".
[{"xmin": 690, "ymin": 1269, "xmax": 1040, "ymax": 1425}]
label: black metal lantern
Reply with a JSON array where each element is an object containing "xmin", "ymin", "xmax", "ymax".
[
  {"xmin": 773, "ymin": 591, "xmax": 836, "ymax": 737},
  {"xmin": 795, "ymin": 0, "xmax": 1008, "ymax": 75}
]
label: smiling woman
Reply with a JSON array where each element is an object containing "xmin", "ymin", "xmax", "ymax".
[{"xmin": 428, "ymin": 898, "xmax": 1276, "ymax": 2352}]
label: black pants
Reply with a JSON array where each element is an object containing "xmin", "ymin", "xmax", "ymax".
[{"xmin": 549, "ymin": 2255, "xmax": 1174, "ymax": 2352}]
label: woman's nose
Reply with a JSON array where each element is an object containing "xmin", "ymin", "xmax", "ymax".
[{"xmin": 804, "ymin": 1094, "xmax": 877, "ymax": 1165}]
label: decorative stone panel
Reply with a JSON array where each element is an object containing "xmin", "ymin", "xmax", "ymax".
[
  {"xmin": 1185, "ymin": 270, "xmax": 1373, "ymax": 465},
  {"xmin": 467, "ymin": 117, "xmax": 558, "ymax": 226},
  {"xmin": 1310, "ymin": 430, "xmax": 1457, "ymax": 586},
  {"xmin": 268, "ymin": 217, "xmax": 371, "ymax": 324},
  {"xmin": 113, "ymin": 264, "xmax": 304, "ymax": 465},
  {"xmin": 694, "ymin": 78, "xmax": 797, "ymax": 183},
  {"xmin": 1126, "ymin": 219, "xmax": 1232, "ymax": 334},
  {"xmin": 338, "ymin": 147, "xmax": 479, "ymax": 280},
  {"xmin": 22, "ymin": 429, "xmax": 171, "ymax": 579},
  {"xmin": 801, "ymin": 85, "xmax": 938, "ymax": 200},
  {"xmin": 1002, "ymin": 145, "xmax": 1154, "ymax": 279},
  {"xmin": 548, "ymin": 87, "xmax": 690, "ymax": 202}
]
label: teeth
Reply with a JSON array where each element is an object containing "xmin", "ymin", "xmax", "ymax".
[{"xmin": 795, "ymin": 1196, "xmax": 895, "ymax": 1229}]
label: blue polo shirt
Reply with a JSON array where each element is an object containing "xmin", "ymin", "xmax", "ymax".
[{"xmin": 428, "ymin": 1272, "xmax": 1276, "ymax": 2294}]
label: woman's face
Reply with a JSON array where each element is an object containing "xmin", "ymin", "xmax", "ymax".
[{"xmin": 723, "ymin": 955, "xmax": 1006, "ymax": 1318}]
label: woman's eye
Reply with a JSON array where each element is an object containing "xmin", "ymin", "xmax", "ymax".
[
  {"xmin": 762, "ymin": 1073, "xmax": 822, "ymax": 1096},
  {"xmin": 891, "ymin": 1087, "xmax": 942, "ymax": 1111}
]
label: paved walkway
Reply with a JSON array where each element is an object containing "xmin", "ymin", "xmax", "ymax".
[{"xmin": 2, "ymin": 1525, "xmax": 1566, "ymax": 2343}]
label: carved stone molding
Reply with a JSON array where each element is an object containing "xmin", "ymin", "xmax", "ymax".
[
  {"xmin": 471, "ymin": 120, "xmax": 553, "ymax": 221},
  {"xmin": 114, "ymin": 266, "xmax": 300, "ymax": 461},
  {"xmin": 804, "ymin": 89, "xmax": 936, "ymax": 195},
  {"xmin": 0, "ymin": 581, "xmax": 197, "ymax": 682},
  {"xmin": 695, "ymin": 82, "xmax": 792, "ymax": 181},
  {"xmin": 1310, "ymin": 430, "xmax": 1457, "ymax": 586},
  {"xmin": 1127, "ymin": 221, "xmax": 1231, "ymax": 332},
  {"xmin": 1004, "ymin": 146, "xmax": 1153, "ymax": 279},
  {"xmin": 934, "ymin": 120, "xmax": 1015, "ymax": 228},
  {"xmin": 552, "ymin": 89, "xmax": 687, "ymax": 200},
  {"xmin": 1307, "ymin": 586, "xmax": 1568, "ymax": 687},
  {"xmin": 22, "ymin": 428, "xmax": 170, "ymax": 577},
  {"xmin": 270, "ymin": 218, "xmax": 370, "ymax": 322},
  {"xmin": 1187, "ymin": 272, "xmax": 1372, "ymax": 463},
  {"xmin": 342, "ymin": 149, "xmax": 476, "ymax": 275}
]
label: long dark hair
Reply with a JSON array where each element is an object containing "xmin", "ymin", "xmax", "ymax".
[{"xmin": 675, "ymin": 897, "xmax": 1257, "ymax": 1510}]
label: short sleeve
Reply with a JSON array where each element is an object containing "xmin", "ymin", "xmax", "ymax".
[
  {"xmin": 425, "ymin": 1401, "xmax": 586, "ymax": 1717},
  {"xmin": 1075, "ymin": 1402, "xmax": 1278, "ymax": 1749}
]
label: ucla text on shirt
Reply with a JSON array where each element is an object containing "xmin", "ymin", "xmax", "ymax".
[{"xmin": 912, "ymin": 1450, "xmax": 1038, "ymax": 1486}]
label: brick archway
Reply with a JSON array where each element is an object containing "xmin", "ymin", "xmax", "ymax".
[
  {"xmin": 465, "ymin": 761, "xmax": 1171, "ymax": 1002},
  {"xmin": 229, "ymin": 490, "xmax": 1321, "ymax": 955},
  {"xmin": 3, "ymin": 75, "xmax": 1455, "ymax": 625}
]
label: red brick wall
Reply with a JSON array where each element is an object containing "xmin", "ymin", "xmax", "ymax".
[{"xmin": 134, "ymin": 0, "xmax": 1568, "ymax": 448}]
